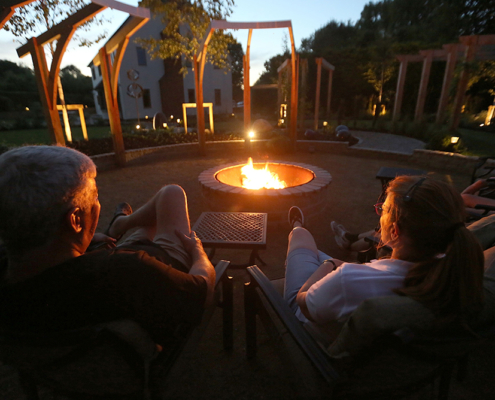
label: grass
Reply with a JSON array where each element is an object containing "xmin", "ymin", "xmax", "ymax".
[
  {"xmin": 0, "ymin": 126, "xmax": 112, "ymax": 146},
  {"xmin": 1, "ymin": 119, "xmax": 494, "ymax": 158},
  {"xmin": 458, "ymin": 128, "xmax": 495, "ymax": 157}
]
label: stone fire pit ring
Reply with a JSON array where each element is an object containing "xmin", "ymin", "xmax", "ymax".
[{"xmin": 199, "ymin": 160, "xmax": 332, "ymax": 225}]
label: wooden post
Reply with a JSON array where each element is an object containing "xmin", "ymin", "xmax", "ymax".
[
  {"xmin": 393, "ymin": 57, "xmax": 408, "ymax": 122},
  {"xmin": 78, "ymin": 106, "xmax": 88, "ymax": 140},
  {"xmin": 289, "ymin": 29, "xmax": 298, "ymax": 149},
  {"xmin": 451, "ymin": 36, "xmax": 478, "ymax": 131},
  {"xmin": 314, "ymin": 58, "xmax": 322, "ymax": 130},
  {"xmin": 436, "ymin": 44, "xmax": 459, "ymax": 124},
  {"xmin": 299, "ymin": 58, "xmax": 308, "ymax": 130},
  {"xmin": 29, "ymin": 38, "xmax": 65, "ymax": 145},
  {"xmin": 414, "ymin": 50, "xmax": 433, "ymax": 122},
  {"xmin": 244, "ymin": 29, "xmax": 253, "ymax": 149},
  {"xmin": 326, "ymin": 69, "xmax": 333, "ymax": 118},
  {"xmin": 99, "ymin": 47, "xmax": 125, "ymax": 167},
  {"xmin": 193, "ymin": 55, "xmax": 206, "ymax": 155}
]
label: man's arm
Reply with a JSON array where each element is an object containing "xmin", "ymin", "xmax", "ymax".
[{"xmin": 176, "ymin": 230, "xmax": 216, "ymax": 307}]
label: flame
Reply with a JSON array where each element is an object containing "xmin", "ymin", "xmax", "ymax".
[{"xmin": 240, "ymin": 158, "xmax": 286, "ymax": 189}]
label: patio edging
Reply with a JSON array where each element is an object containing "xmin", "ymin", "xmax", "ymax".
[{"xmin": 90, "ymin": 139, "xmax": 478, "ymax": 175}]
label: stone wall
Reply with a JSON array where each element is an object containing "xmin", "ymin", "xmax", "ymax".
[{"xmin": 91, "ymin": 139, "xmax": 481, "ymax": 177}]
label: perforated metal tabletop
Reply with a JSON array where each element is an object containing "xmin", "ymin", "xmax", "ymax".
[
  {"xmin": 192, "ymin": 212, "xmax": 267, "ymax": 268},
  {"xmin": 193, "ymin": 212, "xmax": 267, "ymax": 248}
]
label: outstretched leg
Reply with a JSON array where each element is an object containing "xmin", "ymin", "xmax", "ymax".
[{"xmin": 110, "ymin": 185, "xmax": 192, "ymax": 268}]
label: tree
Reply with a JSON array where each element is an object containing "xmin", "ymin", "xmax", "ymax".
[
  {"xmin": 0, "ymin": 60, "xmax": 37, "ymax": 112},
  {"xmin": 60, "ymin": 65, "xmax": 94, "ymax": 106},
  {"xmin": 228, "ymin": 41, "xmax": 244, "ymax": 102},
  {"xmin": 3, "ymin": 0, "xmax": 107, "ymax": 140},
  {"xmin": 138, "ymin": 0, "xmax": 235, "ymax": 75}
]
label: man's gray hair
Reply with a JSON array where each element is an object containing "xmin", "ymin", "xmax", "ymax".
[{"xmin": 0, "ymin": 145, "xmax": 96, "ymax": 255}]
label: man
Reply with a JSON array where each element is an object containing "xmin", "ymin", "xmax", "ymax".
[{"xmin": 0, "ymin": 145, "xmax": 215, "ymax": 346}]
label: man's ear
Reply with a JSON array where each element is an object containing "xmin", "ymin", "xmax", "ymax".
[
  {"xmin": 391, "ymin": 222, "xmax": 400, "ymax": 240},
  {"xmin": 67, "ymin": 207, "xmax": 83, "ymax": 233}
]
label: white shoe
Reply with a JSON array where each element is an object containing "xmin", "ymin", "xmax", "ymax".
[
  {"xmin": 331, "ymin": 221, "xmax": 350, "ymax": 249},
  {"xmin": 288, "ymin": 206, "xmax": 304, "ymax": 229}
]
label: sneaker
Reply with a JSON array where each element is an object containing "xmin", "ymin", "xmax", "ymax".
[
  {"xmin": 288, "ymin": 206, "xmax": 304, "ymax": 229},
  {"xmin": 331, "ymin": 221, "xmax": 350, "ymax": 249},
  {"xmin": 334, "ymin": 234, "xmax": 350, "ymax": 250}
]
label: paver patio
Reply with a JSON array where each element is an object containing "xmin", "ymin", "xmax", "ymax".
[{"xmin": 1, "ymin": 137, "xmax": 494, "ymax": 399}]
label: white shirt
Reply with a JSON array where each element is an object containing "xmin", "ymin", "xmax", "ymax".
[{"xmin": 305, "ymin": 258, "xmax": 413, "ymax": 324}]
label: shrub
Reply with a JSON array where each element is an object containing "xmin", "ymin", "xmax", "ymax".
[{"xmin": 266, "ymin": 134, "xmax": 292, "ymax": 154}]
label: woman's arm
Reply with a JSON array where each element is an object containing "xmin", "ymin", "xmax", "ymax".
[{"xmin": 296, "ymin": 259, "xmax": 345, "ymax": 321}]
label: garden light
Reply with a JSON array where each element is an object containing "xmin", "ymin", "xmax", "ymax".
[
  {"xmin": 177, "ymin": 118, "xmax": 181, "ymax": 124},
  {"xmin": 451, "ymin": 136, "xmax": 459, "ymax": 144},
  {"xmin": 323, "ymin": 121, "xmax": 328, "ymax": 127},
  {"xmin": 248, "ymin": 131, "xmax": 255, "ymax": 139},
  {"xmin": 25, "ymin": 107, "xmax": 29, "ymax": 111},
  {"xmin": 136, "ymin": 124, "xmax": 140, "ymax": 129},
  {"xmin": 163, "ymin": 123, "xmax": 167, "ymax": 128}
]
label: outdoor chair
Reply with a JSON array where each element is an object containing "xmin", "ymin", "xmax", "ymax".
[
  {"xmin": 471, "ymin": 156, "xmax": 495, "ymax": 199},
  {"xmin": 0, "ymin": 260, "xmax": 233, "ymax": 400},
  {"xmin": 244, "ymin": 265, "xmax": 489, "ymax": 400}
]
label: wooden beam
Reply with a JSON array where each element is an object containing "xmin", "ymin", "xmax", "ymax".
[
  {"xmin": 288, "ymin": 25, "xmax": 298, "ymax": 149},
  {"xmin": 436, "ymin": 44, "xmax": 459, "ymax": 124},
  {"xmin": 99, "ymin": 47, "xmax": 125, "ymax": 166},
  {"xmin": 210, "ymin": 20, "xmax": 292, "ymax": 30},
  {"xmin": 414, "ymin": 50, "xmax": 433, "ymax": 122},
  {"xmin": 326, "ymin": 69, "xmax": 333, "ymax": 118},
  {"xmin": 314, "ymin": 58, "xmax": 322, "ymax": 130},
  {"xmin": 17, "ymin": 2, "xmax": 103, "ymax": 58},
  {"xmin": 451, "ymin": 36, "xmax": 479, "ymax": 130},
  {"xmin": 393, "ymin": 57, "xmax": 411, "ymax": 121},
  {"xmin": 244, "ymin": 29, "xmax": 253, "ymax": 142},
  {"xmin": 277, "ymin": 59, "xmax": 290, "ymax": 73},
  {"xmin": 0, "ymin": 1, "xmax": 36, "ymax": 30}
]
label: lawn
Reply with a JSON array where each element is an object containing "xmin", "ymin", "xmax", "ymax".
[
  {"xmin": 0, "ymin": 126, "xmax": 112, "ymax": 146},
  {"xmin": 1, "ymin": 120, "xmax": 494, "ymax": 158}
]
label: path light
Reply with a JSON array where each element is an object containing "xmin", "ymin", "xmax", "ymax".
[
  {"xmin": 163, "ymin": 123, "xmax": 167, "ymax": 128},
  {"xmin": 451, "ymin": 136, "xmax": 459, "ymax": 144},
  {"xmin": 170, "ymin": 115, "xmax": 173, "ymax": 120},
  {"xmin": 136, "ymin": 124, "xmax": 140, "ymax": 129},
  {"xmin": 25, "ymin": 107, "xmax": 29, "ymax": 111},
  {"xmin": 145, "ymin": 115, "xmax": 148, "ymax": 119},
  {"xmin": 323, "ymin": 121, "xmax": 328, "ymax": 127},
  {"xmin": 177, "ymin": 118, "xmax": 181, "ymax": 124},
  {"xmin": 248, "ymin": 131, "xmax": 255, "ymax": 139},
  {"xmin": 480, "ymin": 123, "xmax": 485, "ymax": 127}
]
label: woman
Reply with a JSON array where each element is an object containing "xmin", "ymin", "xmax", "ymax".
[{"xmin": 285, "ymin": 176, "xmax": 485, "ymax": 338}]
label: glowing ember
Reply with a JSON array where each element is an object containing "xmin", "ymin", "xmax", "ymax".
[{"xmin": 240, "ymin": 158, "xmax": 287, "ymax": 189}]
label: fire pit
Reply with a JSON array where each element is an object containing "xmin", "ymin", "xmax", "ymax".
[{"xmin": 199, "ymin": 160, "xmax": 332, "ymax": 224}]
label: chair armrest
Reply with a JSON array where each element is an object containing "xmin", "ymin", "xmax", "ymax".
[
  {"xmin": 214, "ymin": 260, "xmax": 230, "ymax": 286},
  {"xmin": 245, "ymin": 265, "xmax": 339, "ymax": 383},
  {"xmin": 474, "ymin": 204, "xmax": 495, "ymax": 214}
]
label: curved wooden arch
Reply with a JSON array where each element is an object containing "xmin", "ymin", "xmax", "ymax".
[
  {"xmin": 13, "ymin": 0, "xmax": 149, "ymax": 167},
  {"xmin": 0, "ymin": 0, "xmax": 34, "ymax": 30},
  {"xmin": 195, "ymin": 20, "xmax": 298, "ymax": 154}
]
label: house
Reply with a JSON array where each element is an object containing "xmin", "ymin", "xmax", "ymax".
[{"xmin": 89, "ymin": 16, "xmax": 233, "ymax": 123}]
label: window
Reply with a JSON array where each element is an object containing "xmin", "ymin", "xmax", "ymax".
[
  {"xmin": 136, "ymin": 47, "xmax": 147, "ymax": 66},
  {"xmin": 97, "ymin": 66, "xmax": 101, "ymax": 77},
  {"xmin": 215, "ymin": 89, "xmax": 221, "ymax": 106},
  {"xmin": 188, "ymin": 89, "xmax": 195, "ymax": 103},
  {"xmin": 142, "ymin": 89, "xmax": 151, "ymax": 108},
  {"xmin": 91, "ymin": 66, "xmax": 95, "ymax": 80}
]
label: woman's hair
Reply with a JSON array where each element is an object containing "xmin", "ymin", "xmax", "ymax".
[
  {"xmin": 385, "ymin": 176, "xmax": 484, "ymax": 326},
  {"xmin": 0, "ymin": 145, "xmax": 97, "ymax": 256}
]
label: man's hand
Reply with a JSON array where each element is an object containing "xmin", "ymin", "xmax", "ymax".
[
  {"xmin": 175, "ymin": 230, "xmax": 207, "ymax": 261},
  {"xmin": 175, "ymin": 230, "xmax": 215, "ymax": 306},
  {"xmin": 91, "ymin": 233, "xmax": 117, "ymax": 248}
]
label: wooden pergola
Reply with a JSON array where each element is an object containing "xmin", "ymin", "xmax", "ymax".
[
  {"xmin": 278, "ymin": 57, "xmax": 335, "ymax": 131},
  {"xmin": 0, "ymin": 0, "xmax": 34, "ymax": 29},
  {"xmin": 393, "ymin": 35, "xmax": 495, "ymax": 130},
  {"xmin": 12, "ymin": 0, "xmax": 149, "ymax": 166},
  {"xmin": 195, "ymin": 20, "xmax": 298, "ymax": 154}
]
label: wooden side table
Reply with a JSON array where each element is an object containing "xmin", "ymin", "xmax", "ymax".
[{"xmin": 192, "ymin": 212, "xmax": 268, "ymax": 269}]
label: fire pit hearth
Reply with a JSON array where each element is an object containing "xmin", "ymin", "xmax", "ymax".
[{"xmin": 199, "ymin": 160, "xmax": 332, "ymax": 224}]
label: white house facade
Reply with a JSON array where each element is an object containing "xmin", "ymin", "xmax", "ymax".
[{"xmin": 89, "ymin": 16, "xmax": 233, "ymax": 122}]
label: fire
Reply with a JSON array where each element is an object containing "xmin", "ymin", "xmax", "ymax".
[{"xmin": 240, "ymin": 158, "xmax": 287, "ymax": 189}]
